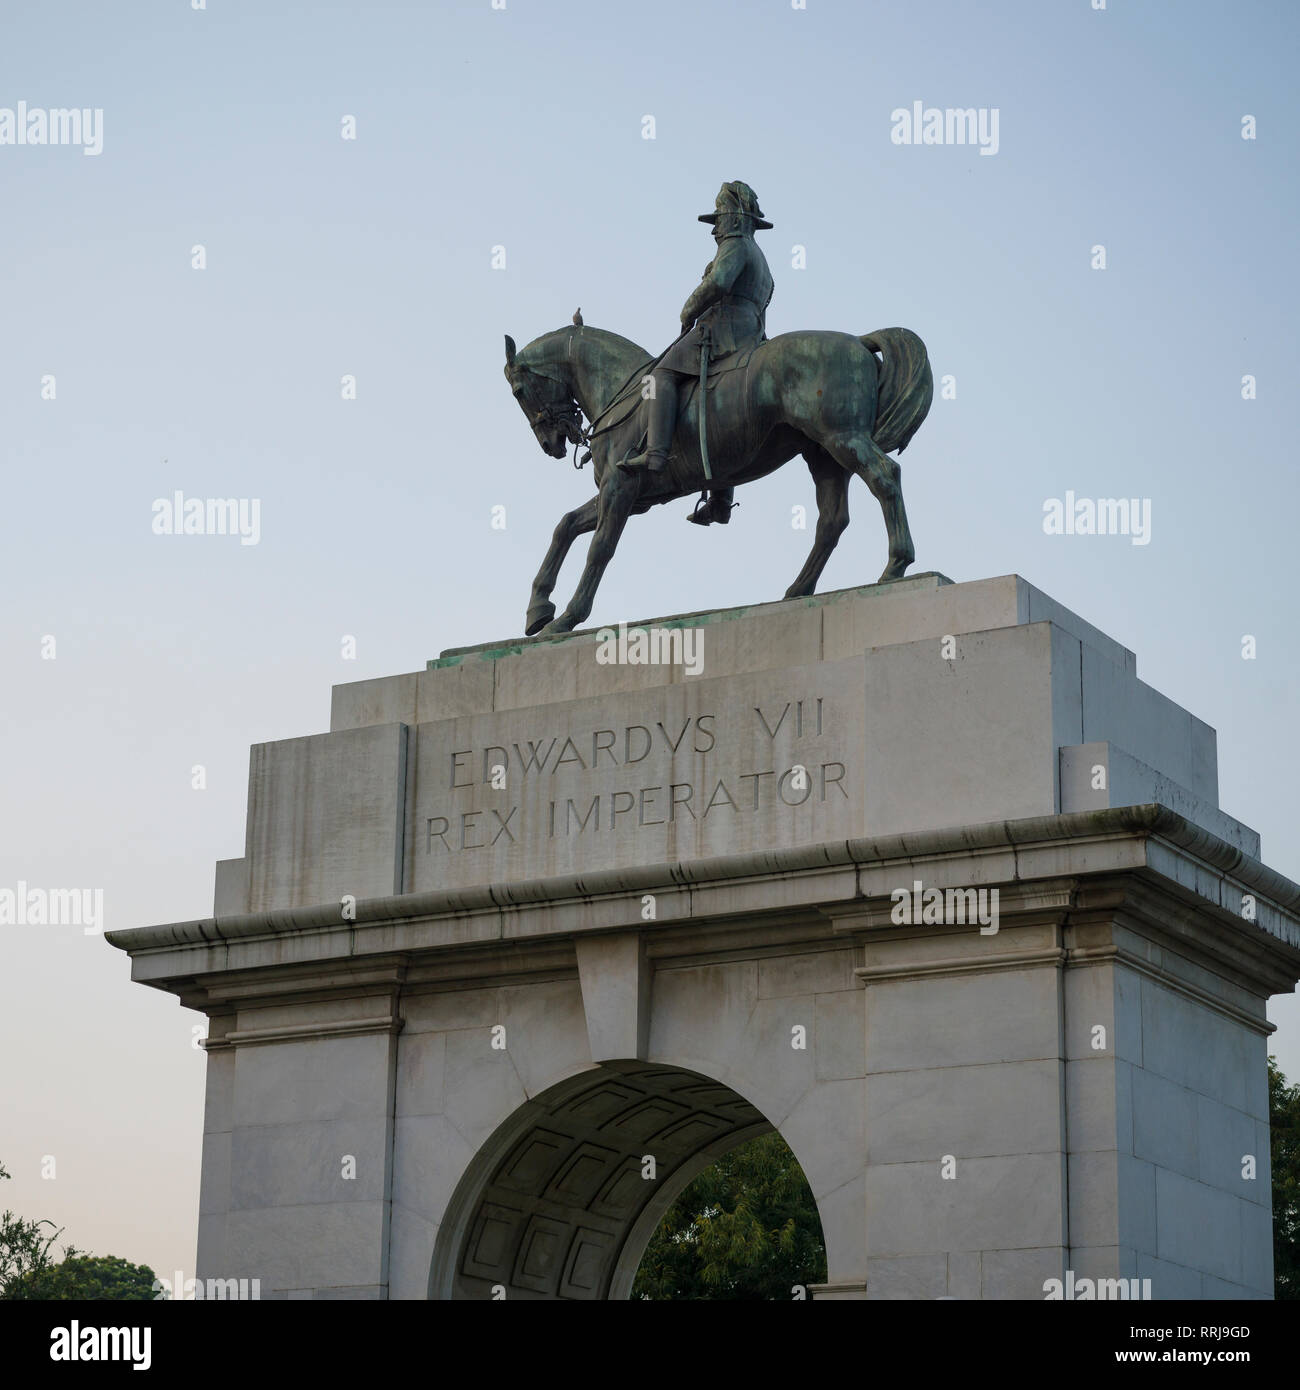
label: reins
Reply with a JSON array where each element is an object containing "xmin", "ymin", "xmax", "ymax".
[{"xmin": 524, "ymin": 324, "xmax": 694, "ymax": 471}]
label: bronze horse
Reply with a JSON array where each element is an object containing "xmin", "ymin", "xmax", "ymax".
[{"xmin": 504, "ymin": 318, "xmax": 933, "ymax": 636}]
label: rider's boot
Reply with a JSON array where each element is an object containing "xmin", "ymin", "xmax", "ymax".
[{"xmin": 618, "ymin": 374, "xmax": 677, "ymax": 473}]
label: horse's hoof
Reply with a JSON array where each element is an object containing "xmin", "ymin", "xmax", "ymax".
[
  {"xmin": 877, "ymin": 560, "xmax": 914, "ymax": 583},
  {"xmin": 525, "ymin": 601, "xmax": 556, "ymax": 635}
]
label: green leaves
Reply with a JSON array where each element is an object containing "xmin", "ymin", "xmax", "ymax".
[
  {"xmin": 1270, "ymin": 1058, "xmax": 1300, "ymax": 1300},
  {"xmin": 0, "ymin": 1161, "xmax": 65, "ymax": 1300},
  {"xmin": 632, "ymin": 1132, "xmax": 826, "ymax": 1301},
  {"xmin": 0, "ymin": 1161, "xmax": 156, "ymax": 1300},
  {"xmin": 12, "ymin": 1253, "xmax": 159, "ymax": 1301}
]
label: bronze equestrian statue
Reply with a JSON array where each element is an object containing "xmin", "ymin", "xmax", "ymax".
[{"xmin": 504, "ymin": 181, "xmax": 933, "ymax": 637}]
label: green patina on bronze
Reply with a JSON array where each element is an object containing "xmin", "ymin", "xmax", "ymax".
[
  {"xmin": 504, "ymin": 181, "xmax": 934, "ymax": 638},
  {"xmin": 429, "ymin": 573, "xmax": 954, "ymax": 668}
]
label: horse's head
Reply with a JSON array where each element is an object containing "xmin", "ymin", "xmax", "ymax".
[{"xmin": 503, "ymin": 333, "xmax": 584, "ymax": 460}]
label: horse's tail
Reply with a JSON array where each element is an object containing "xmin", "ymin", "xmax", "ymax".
[{"xmin": 859, "ymin": 327, "xmax": 933, "ymax": 455}]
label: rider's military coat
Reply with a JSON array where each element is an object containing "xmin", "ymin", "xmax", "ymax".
[{"xmin": 658, "ymin": 231, "xmax": 774, "ymax": 375}]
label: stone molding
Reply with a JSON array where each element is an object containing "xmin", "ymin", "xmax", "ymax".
[
  {"xmin": 855, "ymin": 946, "xmax": 1069, "ymax": 984},
  {"xmin": 808, "ymin": 1279, "xmax": 870, "ymax": 1299},
  {"xmin": 203, "ymin": 1014, "xmax": 404, "ymax": 1050},
  {"xmin": 1069, "ymin": 944, "xmax": 1273, "ymax": 1036}
]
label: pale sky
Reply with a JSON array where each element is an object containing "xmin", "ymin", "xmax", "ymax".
[{"xmin": 1, "ymin": 0, "xmax": 1297, "ymax": 1287}]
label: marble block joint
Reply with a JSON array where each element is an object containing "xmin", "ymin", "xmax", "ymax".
[{"xmin": 108, "ymin": 574, "xmax": 1300, "ymax": 1300}]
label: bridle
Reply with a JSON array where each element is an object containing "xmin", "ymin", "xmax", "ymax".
[
  {"xmin": 536, "ymin": 327, "xmax": 697, "ymax": 470},
  {"xmin": 512, "ymin": 320, "xmax": 696, "ymax": 472},
  {"xmin": 515, "ymin": 372, "xmax": 592, "ymax": 469}
]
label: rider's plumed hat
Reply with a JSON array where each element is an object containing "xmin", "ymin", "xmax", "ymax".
[{"xmin": 699, "ymin": 180, "xmax": 772, "ymax": 230}]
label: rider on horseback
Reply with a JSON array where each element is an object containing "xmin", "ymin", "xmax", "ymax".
[{"xmin": 618, "ymin": 181, "xmax": 775, "ymax": 526}]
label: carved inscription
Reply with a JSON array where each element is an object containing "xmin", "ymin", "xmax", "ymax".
[{"xmin": 423, "ymin": 698, "xmax": 849, "ymax": 855}]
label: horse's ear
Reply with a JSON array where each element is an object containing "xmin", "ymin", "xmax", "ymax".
[{"xmin": 504, "ymin": 335, "xmax": 517, "ymax": 366}]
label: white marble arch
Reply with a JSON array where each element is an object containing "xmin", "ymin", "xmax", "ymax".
[{"xmin": 107, "ymin": 577, "xmax": 1300, "ymax": 1301}]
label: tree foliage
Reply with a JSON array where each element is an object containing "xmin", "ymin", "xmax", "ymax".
[
  {"xmin": 632, "ymin": 1132, "xmax": 826, "ymax": 1300},
  {"xmin": 0, "ymin": 1162, "xmax": 156, "ymax": 1300},
  {"xmin": 11, "ymin": 1253, "xmax": 159, "ymax": 1301},
  {"xmin": 0, "ymin": 1161, "xmax": 65, "ymax": 1299},
  {"xmin": 1270, "ymin": 1057, "xmax": 1300, "ymax": 1300}
]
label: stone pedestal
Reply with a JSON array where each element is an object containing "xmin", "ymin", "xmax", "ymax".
[{"xmin": 109, "ymin": 574, "xmax": 1300, "ymax": 1299}]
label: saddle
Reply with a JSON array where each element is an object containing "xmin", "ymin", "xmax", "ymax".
[
  {"xmin": 700, "ymin": 343, "xmax": 757, "ymax": 386},
  {"xmin": 588, "ymin": 343, "xmax": 758, "ymax": 446}
]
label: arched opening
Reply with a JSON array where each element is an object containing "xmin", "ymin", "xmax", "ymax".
[
  {"xmin": 630, "ymin": 1130, "xmax": 827, "ymax": 1300},
  {"xmin": 429, "ymin": 1060, "xmax": 822, "ymax": 1300}
]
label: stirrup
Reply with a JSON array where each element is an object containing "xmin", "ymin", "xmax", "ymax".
[{"xmin": 688, "ymin": 492, "xmax": 734, "ymax": 526}]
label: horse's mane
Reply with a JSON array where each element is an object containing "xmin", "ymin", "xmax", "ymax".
[
  {"xmin": 521, "ymin": 324, "xmax": 654, "ymax": 425},
  {"xmin": 523, "ymin": 324, "xmax": 649, "ymax": 364}
]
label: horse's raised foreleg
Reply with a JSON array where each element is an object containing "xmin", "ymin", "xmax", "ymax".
[
  {"xmin": 784, "ymin": 449, "xmax": 850, "ymax": 599},
  {"xmin": 526, "ymin": 496, "xmax": 601, "ymax": 635},
  {"xmin": 543, "ymin": 469, "xmax": 639, "ymax": 634},
  {"xmin": 824, "ymin": 432, "xmax": 915, "ymax": 582}
]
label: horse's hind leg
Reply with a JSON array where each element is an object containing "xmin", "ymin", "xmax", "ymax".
[
  {"xmin": 823, "ymin": 432, "xmax": 915, "ymax": 582},
  {"xmin": 784, "ymin": 448, "xmax": 849, "ymax": 599}
]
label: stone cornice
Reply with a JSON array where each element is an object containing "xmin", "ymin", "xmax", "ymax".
[{"xmin": 104, "ymin": 806, "xmax": 1300, "ymax": 1001}]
